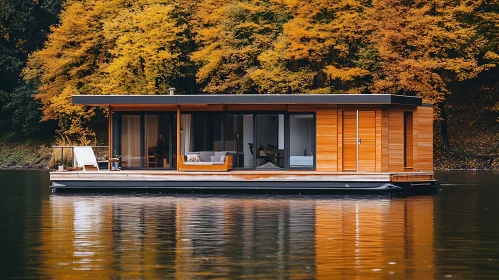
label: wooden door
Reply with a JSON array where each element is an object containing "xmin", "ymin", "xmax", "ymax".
[
  {"xmin": 342, "ymin": 111, "xmax": 357, "ymax": 171},
  {"xmin": 342, "ymin": 110, "xmax": 376, "ymax": 172},
  {"xmin": 358, "ymin": 111, "xmax": 376, "ymax": 171}
]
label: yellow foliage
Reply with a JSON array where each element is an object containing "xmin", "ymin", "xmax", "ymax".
[
  {"xmin": 101, "ymin": 3, "xmax": 187, "ymax": 95},
  {"xmin": 26, "ymin": 0, "xmax": 191, "ymax": 139},
  {"xmin": 24, "ymin": 0, "xmax": 499, "ymax": 132},
  {"xmin": 324, "ymin": 66, "xmax": 370, "ymax": 82},
  {"xmin": 191, "ymin": 0, "xmax": 291, "ymax": 94}
]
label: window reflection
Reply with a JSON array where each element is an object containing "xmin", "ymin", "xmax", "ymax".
[{"xmin": 41, "ymin": 196, "xmax": 435, "ymax": 279}]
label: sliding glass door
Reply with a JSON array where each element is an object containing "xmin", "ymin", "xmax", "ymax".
[
  {"xmin": 255, "ymin": 114, "xmax": 285, "ymax": 169},
  {"xmin": 117, "ymin": 113, "xmax": 176, "ymax": 169},
  {"xmin": 121, "ymin": 115, "xmax": 141, "ymax": 168},
  {"xmin": 117, "ymin": 111, "xmax": 315, "ymax": 170},
  {"xmin": 224, "ymin": 114, "xmax": 253, "ymax": 168}
]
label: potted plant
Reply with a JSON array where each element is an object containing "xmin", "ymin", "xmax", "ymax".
[
  {"xmin": 110, "ymin": 151, "xmax": 121, "ymax": 170},
  {"xmin": 56, "ymin": 160, "xmax": 64, "ymax": 171}
]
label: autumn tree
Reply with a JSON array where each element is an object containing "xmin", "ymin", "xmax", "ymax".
[
  {"xmin": 362, "ymin": 0, "xmax": 498, "ymax": 152},
  {"xmin": 101, "ymin": 2, "xmax": 194, "ymax": 95},
  {"xmin": 190, "ymin": 0, "xmax": 292, "ymax": 94},
  {"xmin": 0, "ymin": 0, "xmax": 61, "ymax": 136},
  {"xmin": 250, "ymin": 0, "xmax": 371, "ymax": 94},
  {"xmin": 22, "ymin": 0, "xmax": 499, "ymax": 153},
  {"xmin": 26, "ymin": 0, "xmax": 193, "ymax": 141}
]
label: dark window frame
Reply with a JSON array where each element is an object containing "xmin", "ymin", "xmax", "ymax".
[
  {"xmin": 113, "ymin": 111, "xmax": 177, "ymax": 170},
  {"xmin": 114, "ymin": 110, "xmax": 317, "ymax": 171},
  {"xmin": 287, "ymin": 113, "xmax": 316, "ymax": 170}
]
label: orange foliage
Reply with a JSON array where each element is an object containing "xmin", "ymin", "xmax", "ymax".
[{"xmin": 24, "ymin": 0, "xmax": 499, "ymax": 139}]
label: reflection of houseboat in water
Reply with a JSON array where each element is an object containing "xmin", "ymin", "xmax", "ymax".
[
  {"xmin": 50, "ymin": 94, "xmax": 438, "ymax": 193},
  {"xmin": 40, "ymin": 196, "xmax": 435, "ymax": 278}
]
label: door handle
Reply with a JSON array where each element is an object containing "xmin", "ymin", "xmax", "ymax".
[{"xmin": 358, "ymin": 138, "xmax": 361, "ymax": 145}]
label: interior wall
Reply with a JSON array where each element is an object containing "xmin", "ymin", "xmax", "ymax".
[{"xmin": 290, "ymin": 116, "xmax": 313, "ymax": 156}]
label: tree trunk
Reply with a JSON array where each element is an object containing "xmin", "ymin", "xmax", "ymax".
[{"xmin": 438, "ymin": 101, "xmax": 451, "ymax": 153}]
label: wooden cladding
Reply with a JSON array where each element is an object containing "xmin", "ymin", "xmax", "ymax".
[
  {"xmin": 404, "ymin": 112, "xmax": 414, "ymax": 168},
  {"xmin": 318, "ymin": 105, "xmax": 432, "ymax": 173},
  {"xmin": 383, "ymin": 105, "xmax": 433, "ymax": 172},
  {"xmin": 388, "ymin": 108, "xmax": 405, "ymax": 172},
  {"xmin": 414, "ymin": 106, "xmax": 433, "ymax": 172},
  {"xmin": 358, "ymin": 111, "xmax": 376, "ymax": 172},
  {"xmin": 341, "ymin": 110, "xmax": 376, "ymax": 172},
  {"xmin": 342, "ymin": 111, "xmax": 357, "ymax": 171},
  {"xmin": 316, "ymin": 108, "xmax": 338, "ymax": 171}
]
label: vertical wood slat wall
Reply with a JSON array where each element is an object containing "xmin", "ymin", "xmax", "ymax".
[
  {"xmin": 316, "ymin": 107, "xmax": 338, "ymax": 171},
  {"xmin": 336, "ymin": 106, "xmax": 381, "ymax": 172},
  {"xmin": 404, "ymin": 112, "xmax": 414, "ymax": 168},
  {"xmin": 414, "ymin": 106, "xmax": 433, "ymax": 171},
  {"xmin": 357, "ymin": 110, "xmax": 376, "ymax": 172},
  {"xmin": 314, "ymin": 104, "xmax": 433, "ymax": 172},
  {"xmin": 381, "ymin": 106, "xmax": 390, "ymax": 171},
  {"xmin": 388, "ymin": 108, "xmax": 405, "ymax": 172},
  {"xmin": 341, "ymin": 110, "xmax": 357, "ymax": 171}
]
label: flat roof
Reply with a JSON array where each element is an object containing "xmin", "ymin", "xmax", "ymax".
[{"xmin": 72, "ymin": 94, "xmax": 423, "ymax": 106}]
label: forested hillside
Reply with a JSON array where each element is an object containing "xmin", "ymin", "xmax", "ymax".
[{"xmin": 1, "ymin": 0, "xmax": 499, "ymax": 169}]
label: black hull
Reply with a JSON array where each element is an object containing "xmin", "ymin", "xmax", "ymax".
[{"xmin": 51, "ymin": 180, "xmax": 439, "ymax": 195}]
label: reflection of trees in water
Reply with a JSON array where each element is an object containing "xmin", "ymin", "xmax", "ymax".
[{"xmin": 40, "ymin": 196, "xmax": 434, "ymax": 279}]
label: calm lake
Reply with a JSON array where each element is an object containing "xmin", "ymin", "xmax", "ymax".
[{"xmin": 1, "ymin": 170, "xmax": 498, "ymax": 279}]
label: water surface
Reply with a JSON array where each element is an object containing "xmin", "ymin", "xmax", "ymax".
[{"xmin": 1, "ymin": 170, "xmax": 498, "ymax": 279}]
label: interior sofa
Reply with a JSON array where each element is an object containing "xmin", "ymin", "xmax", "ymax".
[{"xmin": 178, "ymin": 151, "xmax": 233, "ymax": 171}]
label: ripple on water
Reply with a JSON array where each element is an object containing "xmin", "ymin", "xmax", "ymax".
[{"xmin": 1, "ymin": 170, "xmax": 499, "ymax": 279}]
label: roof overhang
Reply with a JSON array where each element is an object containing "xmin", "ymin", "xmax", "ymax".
[{"xmin": 72, "ymin": 94, "xmax": 423, "ymax": 106}]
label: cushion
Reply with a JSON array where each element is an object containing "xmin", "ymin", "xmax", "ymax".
[
  {"xmin": 211, "ymin": 154, "xmax": 226, "ymax": 163},
  {"xmin": 184, "ymin": 161, "xmax": 215, "ymax": 165},
  {"xmin": 199, "ymin": 151, "xmax": 214, "ymax": 162},
  {"xmin": 214, "ymin": 151, "xmax": 227, "ymax": 158},
  {"xmin": 186, "ymin": 154, "xmax": 200, "ymax": 162},
  {"xmin": 183, "ymin": 161, "xmax": 225, "ymax": 165}
]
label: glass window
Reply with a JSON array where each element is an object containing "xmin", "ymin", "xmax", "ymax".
[
  {"xmin": 225, "ymin": 114, "xmax": 253, "ymax": 168},
  {"xmin": 289, "ymin": 114, "xmax": 314, "ymax": 168},
  {"xmin": 121, "ymin": 115, "xmax": 141, "ymax": 168},
  {"xmin": 144, "ymin": 115, "xmax": 172, "ymax": 168},
  {"xmin": 255, "ymin": 114, "xmax": 284, "ymax": 169},
  {"xmin": 190, "ymin": 114, "xmax": 222, "ymax": 152}
]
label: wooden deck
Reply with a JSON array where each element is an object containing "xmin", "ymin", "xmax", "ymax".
[
  {"xmin": 51, "ymin": 170, "xmax": 434, "ymax": 181},
  {"xmin": 50, "ymin": 170, "xmax": 437, "ymax": 192}
]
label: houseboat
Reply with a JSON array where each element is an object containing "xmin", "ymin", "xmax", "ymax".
[{"xmin": 50, "ymin": 94, "xmax": 438, "ymax": 193}]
